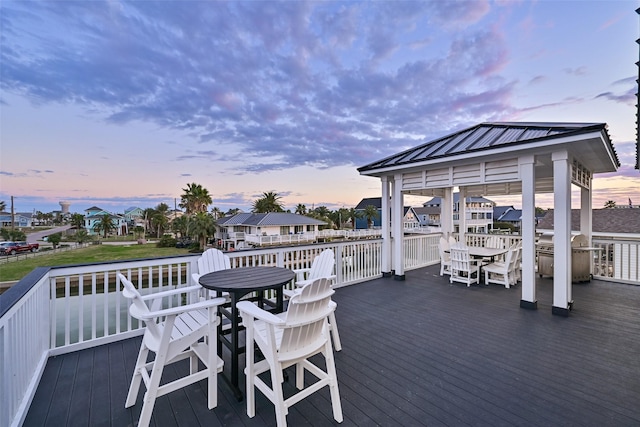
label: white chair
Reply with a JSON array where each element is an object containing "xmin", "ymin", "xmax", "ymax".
[
  {"xmin": 192, "ymin": 248, "xmax": 231, "ymax": 300},
  {"xmin": 237, "ymin": 278, "xmax": 343, "ymax": 427},
  {"xmin": 449, "ymin": 243, "xmax": 481, "ymax": 287},
  {"xmin": 293, "ymin": 249, "xmax": 336, "ymax": 287},
  {"xmin": 514, "ymin": 241, "xmax": 523, "ymax": 282},
  {"xmin": 118, "ymin": 273, "xmax": 225, "ymax": 427},
  {"xmin": 438, "ymin": 236, "xmax": 452, "ymax": 276},
  {"xmin": 485, "ymin": 236, "xmax": 501, "ymax": 249},
  {"xmin": 285, "ymin": 249, "xmax": 341, "ymax": 351},
  {"xmin": 484, "ymin": 236, "xmax": 505, "ymax": 262},
  {"xmin": 483, "ymin": 244, "xmax": 518, "ymax": 288}
]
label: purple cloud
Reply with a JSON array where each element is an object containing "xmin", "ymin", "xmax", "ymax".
[{"xmin": 1, "ymin": 1, "xmax": 517, "ymax": 174}]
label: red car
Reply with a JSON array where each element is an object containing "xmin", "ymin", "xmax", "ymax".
[{"xmin": 0, "ymin": 241, "xmax": 39, "ymax": 255}]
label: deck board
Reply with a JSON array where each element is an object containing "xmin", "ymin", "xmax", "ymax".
[{"xmin": 24, "ymin": 265, "xmax": 640, "ymax": 426}]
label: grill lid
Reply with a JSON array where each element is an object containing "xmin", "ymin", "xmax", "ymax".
[{"xmin": 536, "ymin": 233, "xmax": 589, "ymax": 248}]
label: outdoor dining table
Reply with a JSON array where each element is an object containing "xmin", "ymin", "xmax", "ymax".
[
  {"xmin": 198, "ymin": 266, "xmax": 295, "ymax": 401},
  {"xmin": 466, "ymin": 246, "xmax": 508, "ymax": 262}
]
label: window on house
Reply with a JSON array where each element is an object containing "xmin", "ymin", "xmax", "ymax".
[{"xmin": 280, "ymin": 226, "xmax": 290, "ymax": 235}]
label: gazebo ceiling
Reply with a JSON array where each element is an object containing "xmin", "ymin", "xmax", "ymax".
[{"xmin": 358, "ymin": 122, "xmax": 620, "ymax": 184}]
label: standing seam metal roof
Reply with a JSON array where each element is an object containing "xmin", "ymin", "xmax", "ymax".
[
  {"xmin": 358, "ymin": 122, "xmax": 619, "ymax": 172},
  {"xmin": 217, "ymin": 212, "xmax": 326, "ymax": 227}
]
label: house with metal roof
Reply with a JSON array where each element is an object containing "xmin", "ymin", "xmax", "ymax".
[
  {"xmin": 123, "ymin": 207, "xmax": 145, "ymax": 227},
  {"xmin": 495, "ymin": 208, "xmax": 523, "ymax": 230},
  {"xmin": 358, "ymin": 121, "xmax": 620, "ymax": 317},
  {"xmin": 412, "ymin": 206, "xmax": 441, "ymax": 227},
  {"xmin": 215, "ymin": 212, "xmax": 327, "ymax": 248},
  {"xmin": 493, "ymin": 205, "xmax": 514, "ymax": 220},
  {"xmin": 0, "ymin": 212, "xmax": 34, "ymax": 228},
  {"xmin": 423, "ymin": 193, "xmax": 494, "ymax": 233},
  {"xmin": 84, "ymin": 206, "xmax": 128, "ymax": 236},
  {"xmin": 354, "ymin": 197, "xmax": 420, "ymax": 230}
]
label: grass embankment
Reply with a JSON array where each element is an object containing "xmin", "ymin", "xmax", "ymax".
[{"xmin": 0, "ymin": 245, "xmax": 193, "ymax": 282}]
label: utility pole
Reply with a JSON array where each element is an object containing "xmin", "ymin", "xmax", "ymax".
[{"xmin": 11, "ymin": 196, "xmax": 15, "ymax": 230}]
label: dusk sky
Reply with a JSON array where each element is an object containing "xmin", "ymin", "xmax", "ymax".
[{"xmin": 1, "ymin": 0, "xmax": 639, "ymax": 215}]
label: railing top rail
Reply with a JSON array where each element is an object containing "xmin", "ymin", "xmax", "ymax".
[{"xmin": 0, "ymin": 266, "xmax": 51, "ymax": 317}]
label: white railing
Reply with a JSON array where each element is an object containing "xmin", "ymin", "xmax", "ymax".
[
  {"xmin": 462, "ymin": 233, "xmax": 640, "ymax": 284},
  {"xmin": 591, "ymin": 239, "xmax": 640, "ymax": 283},
  {"xmin": 244, "ymin": 233, "xmax": 317, "ymax": 246},
  {"xmin": 4, "ymin": 235, "xmax": 444, "ymax": 427},
  {"xmin": 464, "ymin": 233, "xmax": 522, "ymax": 249},
  {"xmin": 1, "ymin": 271, "xmax": 50, "ymax": 427},
  {"xmin": 242, "ymin": 229, "xmax": 384, "ymax": 246},
  {"xmin": 403, "ymin": 233, "xmax": 440, "ymax": 271},
  {"xmin": 3, "ymin": 231, "xmax": 639, "ymax": 427}
]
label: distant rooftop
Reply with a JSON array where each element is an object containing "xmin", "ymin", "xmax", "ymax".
[{"xmin": 537, "ymin": 208, "xmax": 640, "ymax": 234}]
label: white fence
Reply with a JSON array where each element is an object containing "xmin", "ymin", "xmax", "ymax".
[
  {"xmin": 591, "ymin": 239, "xmax": 640, "ymax": 284},
  {"xmin": 241, "ymin": 229, "xmax": 383, "ymax": 247},
  {"xmin": 461, "ymin": 233, "xmax": 639, "ymax": 283},
  {"xmin": 2, "ymin": 235, "xmax": 440, "ymax": 427},
  {"xmin": 244, "ymin": 233, "xmax": 317, "ymax": 246},
  {"xmin": 3, "ymin": 232, "xmax": 638, "ymax": 427}
]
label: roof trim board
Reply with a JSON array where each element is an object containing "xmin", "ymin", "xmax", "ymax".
[{"xmin": 358, "ymin": 122, "xmax": 619, "ymax": 178}]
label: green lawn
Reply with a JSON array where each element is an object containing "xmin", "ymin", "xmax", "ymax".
[{"xmin": 0, "ymin": 244, "xmax": 194, "ymax": 282}]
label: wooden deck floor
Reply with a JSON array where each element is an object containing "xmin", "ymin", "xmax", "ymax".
[{"xmin": 25, "ymin": 265, "xmax": 640, "ymax": 426}]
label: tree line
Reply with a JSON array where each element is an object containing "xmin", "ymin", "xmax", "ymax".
[{"xmin": 58, "ymin": 184, "xmax": 378, "ymax": 251}]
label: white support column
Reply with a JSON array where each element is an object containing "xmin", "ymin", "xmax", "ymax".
[
  {"xmin": 381, "ymin": 176, "xmax": 392, "ymax": 277},
  {"xmin": 441, "ymin": 187, "xmax": 453, "ymax": 238},
  {"xmin": 519, "ymin": 155, "xmax": 537, "ymax": 310},
  {"xmin": 458, "ymin": 187, "xmax": 467, "ymax": 243},
  {"xmin": 580, "ymin": 184, "xmax": 592, "ymax": 243},
  {"xmin": 552, "ymin": 150, "xmax": 572, "ymax": 316},
  {"xmin": 392, "ymin": 173, "xmax": 405, "ymax": 280},
  {"xmin": 580, "ymin": 178, "xmax": 593, "ymax": 277}
]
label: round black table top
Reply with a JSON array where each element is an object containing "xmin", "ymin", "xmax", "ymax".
[{"xmin": 198, "ymin": 266, "xmax": 295, "ymax": 293}]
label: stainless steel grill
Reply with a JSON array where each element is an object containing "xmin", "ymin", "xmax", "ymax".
[{"xmin": 536, "ymin": 233, "xmax": 592, "ymax": 282}]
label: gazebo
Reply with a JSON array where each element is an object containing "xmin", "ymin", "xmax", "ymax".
[{"xmin": 358, "ymin": 122, "xmax": 620, "ymax": 316}]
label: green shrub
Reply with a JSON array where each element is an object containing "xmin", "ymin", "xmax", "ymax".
[
  {"xmin": 492, "ymin": 222, "xmax": 516, "ymax": 232},
  {"xmin": 157, "ymin": 234, "xmax": 177, "ymax": 248},
  {"xmin": 0, "ymin": 228, "xmax": 27, "ymax": 241}
]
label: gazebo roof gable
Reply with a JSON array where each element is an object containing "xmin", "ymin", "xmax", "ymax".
[{"xmin": 358, "ymin": 122, "xmax": 619, "ymax": 175}]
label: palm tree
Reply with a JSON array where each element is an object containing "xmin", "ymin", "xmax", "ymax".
[
  {"xmin": 70, "ymin": 213, "xmax": 85, "ymax": 230},
  {"xmin": 45, "ymin": 212, "xmax": 54, "ymax": 226},
  {"xmin": 74, "ymin": 229, "xmax": 91, "ymax": 245},
  {"xmin": 312, "ymin": 205, "xmax": 331, "ymax": 218},
  {"xmin": 152, "ymin": 211, "xmax": 169, "ymax": 238},
  {"xmin": 34, "ymin": 210, "xmax": 44, "ymax": 225},
  {"xmin": 180, "ymin": 183, "xmax": 212, "ymax": 214},
  {"xmin": 346, "ymin": 208, "xmax": 363, "ymax": 230},
  {"xmin": 0, "ymin": 200, "xmax": 6, "ymax": 212},
  {"xmin": 188, "ymin": 212, "xmax": 216, "ymax": 250},
  {"xmin": 329, "ymin": 208, "xmax": 350, "ymax": 230},
  {"xmin": 362, "ymin": 205, "xmax": 379, "ymax": 229},
  {"xmin": 225, "ymin": 208, "xmax": 241, "ymax": 216},
  {"xmin": 604, "ymin": 200, "xmax": 616, "ymax": 209},
  {"xmin": 295, "ymin": 204, "xmax": 307, "ymax": 215},
  {"xmin": 93, "ymin": 213, "xmax": 116, "ymax": 238},
  {"xmin": 151, "ymin": 203, "xmax": 171, "ymax": 237},
  {"xmin": 171, "ymin": 215, "xmax": 189, "ymax": 238},
  {"xmin": 252, "ymin": 191, "xmax": 285, "ymax": 213},
  {"xmin": 142, "ymin": 208, "xmax": 156, "ymax": 236},
  {"xmin": 133, "ymin": 226, "xmax": 145, "ymax": 239},
  {"xmin": 211, "ymin": 206, "xmax": 223, "ymax": 219}
]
